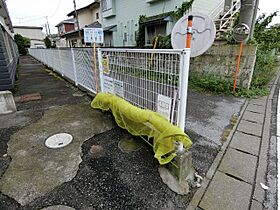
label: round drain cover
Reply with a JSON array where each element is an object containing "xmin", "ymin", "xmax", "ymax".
[{"xmin": 45, "ymin": 133, "xmax": 73, "ymax": 149}]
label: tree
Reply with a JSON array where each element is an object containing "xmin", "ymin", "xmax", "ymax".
[
  {"xmin": 44, "ymin": 37, "xmax": 52, "ymax": 48},
  {"xmin": 14, "ymin": 34, "xmax": 30, "ymax": 55},
  {"xmin": 253, "ymin": 11, "xmax": 280, "ymax": 51},
  {"xmin": 251, "ymin": 12, "xmax": 280, "ymax": 87}
]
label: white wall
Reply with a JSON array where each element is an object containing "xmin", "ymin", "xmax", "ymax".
[{"xmin": 13, "ymin": 27, "xmax": 45, "ymax": 41}]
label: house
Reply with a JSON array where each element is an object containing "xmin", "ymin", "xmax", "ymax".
[
  {"xmin": 60, "ymin": 0, "xmax": 101, "ymax": 47},
  {"xmin": 0, "ymin": 0, "xmax": 19, "ymax": 90},
  {"xmin": 49, "ymin": 33, "xmax": 66, "ymax": 48},
  {"xmin": 100, "ymin": 0, "xmax": 227, "ymax": 47},
  {"xmin": 55, "ymin": 18, "xmax": 75, "ymax": 36},
  {"xmin": 55, "ymin": 18, "xmax": 75, "ymax": 48},
  {"xmin": 13, "ymin": 26, "xmax": 45, "ymax": 48}
]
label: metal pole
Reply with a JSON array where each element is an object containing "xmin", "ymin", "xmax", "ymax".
[
  {"xmin": 45, "ymin": 24, "xmax": 48, "ymax": 36},
  {"xmin": 46, "ymin": 16, "xmax": 51, "ymax": 35},
  {"xmin": 93, "ymin": 43, "xmax": 99, "ymax": 93},
  {"xmin": 249, "ymin": 0, "xmax": 259, "ymax": 38},
  {"xmin": 97, "ymin": 48, "xmax": 104, "ymax": 92},
  {"xmin": 71, "ymin": 48, "xmax": 78, "ymax": 86},
  {"xmin": 239, "ymin": 0, "xmax": 256, "ymax": 39},
  {"xmin": 178, "ymin": 48, "xmax": 191, "ymax": 131},
  {"xmin": 73, "ymin": 0, "xmax": 82, "ymax": 47},
  {"xmin": 178, "ymin": 15, "xmax": 193, "ymax": 131}
]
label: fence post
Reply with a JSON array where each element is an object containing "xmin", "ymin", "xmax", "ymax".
[
  {"xmin": 71, "ymin": 48, "xmax": 78, "ymax": 86},
  {"xmin": 57, "ymin": 49, "xmax": 63, "ymax": 75},
  {"xmin": 97, "ymin": 48, "xmax": 104, "ymax": 93},
  {"xmin": 177, "ymin": 48, "xmax": 191, "ymax": 131}
]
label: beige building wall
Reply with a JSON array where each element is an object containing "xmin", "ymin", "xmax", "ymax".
[
  {"xmin": 13, "ymin": 27, "xmax": 45, "ymax": 48},
  {"xmin": 14, "ymin": 27, "xmax": 44, "ymax": 40},
  {"xmin": 77, "ymin": 6, "xmax": 101, "ymax": 28}
]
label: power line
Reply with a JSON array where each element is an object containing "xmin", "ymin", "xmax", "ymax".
[
  {"xmin": 49, "ymin": 0, "xmax": 61, "ymax": 18},
  {"xmin": 13, "ymin": 16, "xmax": 45, "ymax": 24},
  {"xmin": 11, "ymin": 0, "xmax": 61, "ymax": 23}
]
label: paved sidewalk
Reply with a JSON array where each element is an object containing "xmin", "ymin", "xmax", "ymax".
[{"xmin": 187, "ymin": 70, "xmax": 280, "ymax": 210}]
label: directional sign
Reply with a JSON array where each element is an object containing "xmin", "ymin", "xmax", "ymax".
[{"xmin": 84, "ymin": 28, "xmax": 104, "ymax": 44}]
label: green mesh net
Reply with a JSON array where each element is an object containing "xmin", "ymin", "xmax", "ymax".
[{"xmin": 91, "ymin": 93, "xmax": 192, "ymax": 165}]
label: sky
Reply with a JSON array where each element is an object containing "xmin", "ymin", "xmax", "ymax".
[
  {"xmin": 5, "ymin": 0, "xmax": 280, "ymax": 35},
  {"xmin": 6, "ymin": 0, "xmax": 94, "ymax": 34}
]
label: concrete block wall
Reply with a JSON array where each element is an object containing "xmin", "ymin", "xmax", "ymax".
[{"xmin": 190, "ymin": 44, "xmax": 257, "ymax": 89}]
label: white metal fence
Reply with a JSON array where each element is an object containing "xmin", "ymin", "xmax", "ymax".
[{"xmin": 28, "ymin": 48, "xmax": 189, "ymax": 128}]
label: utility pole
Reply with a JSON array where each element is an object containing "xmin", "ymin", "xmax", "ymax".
[
  {"xmin": 250, "ymin": 0, "xmax": 259, "ymax": 38},
  {"xmin": 45, "ymin": 16, "xmax": 51, "ymax": 36},
  {"xmin": 73, "ymin": 0, "xmax": 82, "ymax": 47},
  {"xmin": 45, "ymin": 24, "xmax": 49, "ymax": 36},
  {"xmin": 239, "ymin": 0, "xmax": 258, "ymax": 39}
]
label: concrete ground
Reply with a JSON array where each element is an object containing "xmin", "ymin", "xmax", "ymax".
[
  {"xmin": 188, "ymin": 67, "xmax": 280, "ymax": 210},
  {"xmin": 0, "ymin": 56, "xmax": 245, "ymax": 210}
]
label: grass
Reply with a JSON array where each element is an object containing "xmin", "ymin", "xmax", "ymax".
[
  {"xmin": 109, "ymin": 64, "xmax": 179, "ymax": 85},
  {"xmin": 109, "ymin": 63, "xmax": 271, "ymax": 98},
  {"xmin": 189, "ymin": 73, "xmax": 270, "ymax": 98}
]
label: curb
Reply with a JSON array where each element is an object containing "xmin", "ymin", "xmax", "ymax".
[
  {"xmin": 252, "ymin": 67, "xmax": 280, "ymax": 205},
  {"xmin": 187, "ymin": 67, "xmax": 280, "ymax": 210}
]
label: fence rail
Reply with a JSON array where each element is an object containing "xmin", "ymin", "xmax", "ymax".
[{"xmin": 28, "ymin": 48, "xmax": 188, "ymax": 127}]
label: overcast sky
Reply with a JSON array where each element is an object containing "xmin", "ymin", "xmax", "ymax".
[{"xmin": 5, "ymin": 0, "xmax": 280, "ymax": 35}]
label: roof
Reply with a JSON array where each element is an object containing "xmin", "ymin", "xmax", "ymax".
[
  {"xmin": 86, "ymin": 21, "xmax": 101, "ymax": 28},
  {"xmin": 55, "ymin": 18, "xmax": 75, "ymax": 27},
  {"xmin": 140, "ymin": 11, "xmax": 174, "ymax": 25},
  {"xmin": 103, "ymin": 25, "xmax": 117, "ymax": 32},
  {"xmin": 67, "ymin": 1, "xmax": 100, "ymax": 17},
  {"xmin": 0, "ymin": 0, "xmax": 13, "ymax": 32},
  {"xmin": 13, "ymin": 26, "xmax": 43, "ymax": 30}
]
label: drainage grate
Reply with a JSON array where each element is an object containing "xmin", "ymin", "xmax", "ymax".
[{"xmin": 45, "ymin": 133, "xmax": 73, "ymax": 149}]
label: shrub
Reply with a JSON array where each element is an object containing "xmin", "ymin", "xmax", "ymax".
[{"xmin": 14, "ymin": 34, "xmax": 30, "ymax": 55}]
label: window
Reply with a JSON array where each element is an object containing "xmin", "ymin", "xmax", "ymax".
[
  {"xmin": 145, "ymin": 23, "xmax": 166, "ymax": 45},
  {"xmin": 101, "ymin": 0, "xmax": 112, "ymax": 11},
  {"xmin": 96, "ymin": 12, "xmax": 99, "ymax": 19},
  {"xmin": 146, "ymin": 25, "xmax": 155, "ymax": 45},
  {"xmin": 123, "ymin": 32, "xmax": 127, "ymax": 42}
]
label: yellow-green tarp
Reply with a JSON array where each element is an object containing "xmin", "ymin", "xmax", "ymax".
[{"xmin": 91, "ymin": 93, "xmax": 192, "ymax": 165}]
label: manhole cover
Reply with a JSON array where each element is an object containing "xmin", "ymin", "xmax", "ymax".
[{"xmin": 45, "ymin": 133, "xmax": 73, "ymax": 149}]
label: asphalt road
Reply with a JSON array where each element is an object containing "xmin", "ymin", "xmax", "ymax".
[{"xmin": 0, "ymin": 56, "xmax": 245, "ymax": 210}]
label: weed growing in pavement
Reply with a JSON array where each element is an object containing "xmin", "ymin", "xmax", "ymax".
[{"xmin": 45, "ymin": 68, "xmax": 63, "ymax": 80}]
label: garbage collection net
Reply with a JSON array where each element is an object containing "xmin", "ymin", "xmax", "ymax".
[{"xmin": 91, "ymin": 93, "xmax": 192, "ymax": 165}]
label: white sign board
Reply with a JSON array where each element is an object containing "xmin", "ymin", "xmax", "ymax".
[
  {"xmin": 102, "ymin": 76, "xmax": 124, "ymax": 98},
  {"xmin": 84, "ymin": 28, "xmax": 104, "ymax": 44},
  {"xmin": 103, "ymin": 75, "xmax": 114, "ymax": 94},
  {"xmin": 113, "ymin": 80, "xmax": 124, "ymax": 98},
  {"xmin": 157, "ymin": 94, "xmax": 172, "ymax": 120}
]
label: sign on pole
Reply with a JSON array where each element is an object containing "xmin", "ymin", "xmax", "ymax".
[{"xmin": 84, "ymin": 28, "xmax": 104, "ymax": 44}]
